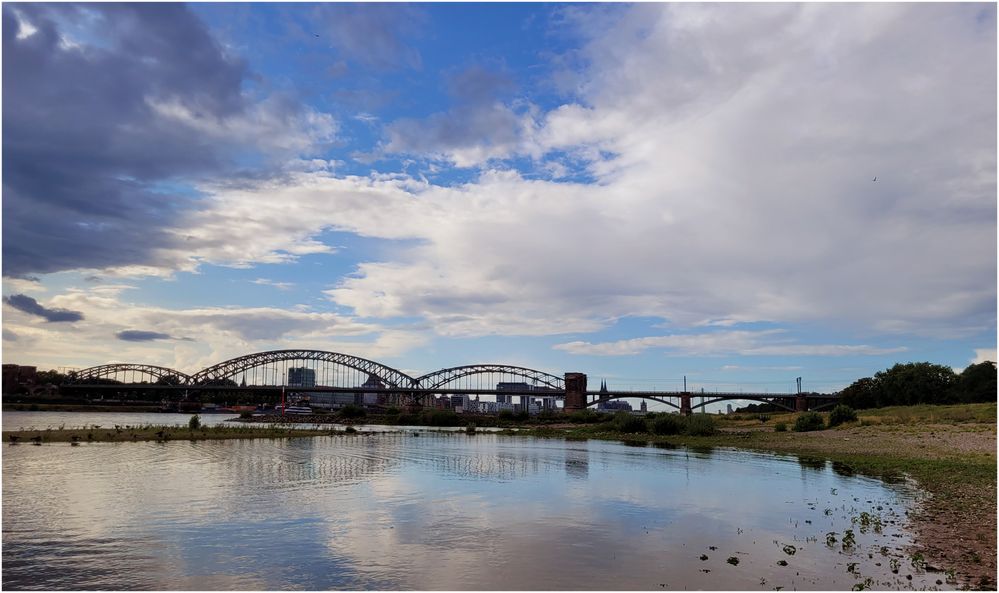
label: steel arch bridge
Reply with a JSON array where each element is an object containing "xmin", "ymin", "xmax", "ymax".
[
  {"xmin": 415, "ymin": 364, "xmax": 564, "ymax": 391},
  {"xmin": 188, "ymin": 350, "xmax": 416, "ymax": 388},
  {"xmin": 70, "ymin": 363, "xmax": 192, "ymax": 384},
  {"xmin": 586, "ymin": 394, "xmax": 680, "ymax": 410}
]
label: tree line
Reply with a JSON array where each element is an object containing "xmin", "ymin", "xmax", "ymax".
[{"xmin": 839, "ymin": 361, "xmax": 996, "ymax": 409}]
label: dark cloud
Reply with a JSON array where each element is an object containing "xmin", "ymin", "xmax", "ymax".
[
  {"xmin": 3, "ymin": 293, "xmax": 84, "ymax": 322},
  {"xmin": 384, "ymin": 64, "xmax": 526, "ymax": 163},
  {"xmin": 311, "ymin": 4, "xmax": 424, "ymax": 70},
  {"xmin": 2, "ymin": 4, "xmax": 315, "ymax": 277},
  {"xmin": 445, "ymin": 64, "xmax": 516, "ymax": 104},
  {"xmin": 116, "ymin": 330, "xmax": 184, "ymax": 342},
  {"xmin": 3, "ymin": 329, "xmax": 18, "ymax": 342}
]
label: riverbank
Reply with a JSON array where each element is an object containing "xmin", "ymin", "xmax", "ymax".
[{"xmin": 513, "ymin": 403, "xmax": 997, "ymax": 590}]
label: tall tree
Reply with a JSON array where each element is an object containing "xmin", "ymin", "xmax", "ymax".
[
  {"xmin": 874, "ymin": 362, "xmax": 957, "ymax": 406},
  {"xmin": 953, "ymin": 361, "xmax": 997, "ymax": 403}
]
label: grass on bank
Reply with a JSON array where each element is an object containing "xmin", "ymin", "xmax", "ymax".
[{"xmin": 3, "ymin": 421, "xmax": 339, "ymax": 443}]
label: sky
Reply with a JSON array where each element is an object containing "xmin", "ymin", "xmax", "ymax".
[{"xmin": 2, "ymin": 3, "xmax": 996, "ymax": 405}]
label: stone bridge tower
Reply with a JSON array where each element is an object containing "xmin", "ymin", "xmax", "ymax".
[{"xmin": 563, "ymin": 372, "xmax": 587, "ymax": 413}]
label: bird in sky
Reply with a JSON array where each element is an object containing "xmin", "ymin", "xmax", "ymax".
[{"xmin": 872, "ymin": 176, "xmax": 877, "ymax": 182}]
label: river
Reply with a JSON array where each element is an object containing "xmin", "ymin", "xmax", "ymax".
[{"xmin": 2, "ymin": 412, "xmax": 949, "ymax": 590}]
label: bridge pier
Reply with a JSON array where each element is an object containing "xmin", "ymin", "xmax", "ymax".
[
  {"xmin": 680, "ymin": 392, "xmax": 692, "ymax": 416},
  {"xmin": 795, "ymin": 394, "xmax": 808, "ymax": 412},
  {"xmin": 563, "ymin": 373, "xmax": 587, "ymax": 413}
]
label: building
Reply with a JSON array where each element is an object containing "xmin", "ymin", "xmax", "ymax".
[
  {"xmin": 287, "ymin": 367, "xmax": 316, "ymax": 388},
  {"xmin": 597, "ymin": 400, "xmax": 632, "ymax": 412},
  {"xmin": 357, "ymin": 374, "xmax": 386, "ymax": 406},
  {"xmin": 3, "ymin": 364, "xmax": 37, "ymax": 394},
  {"xmin": 640, "ymin": 400, "xmax": 648, "ymax": 414},
  {"xmin": 450, "ymin": 394, "xmax": 469, "ymax": 412}
]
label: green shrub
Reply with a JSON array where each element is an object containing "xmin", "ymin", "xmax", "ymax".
[
  {"xmin": 345, "ymin": 426, "xmax": 357, "ymax": 434},
  {"xmin": 793, "ymin": 412, "xmax": 825, "ymax": 432},
  {"xmin": 498, "ymin": 409, "xmax": 515, "ymax": 420},
  {"xmin": 537, "ymin": 409, "xmax": 557, "ymax": 421},
  {"xmin": 396, "ymin": 413, "xmax": 419, "ymax": 425},
  {"xmin": 758, "ymin": 414, "xmax": 771, "ymax": 423},
  {"xmin": 774, "ymin": 422, "xmax": 787, "ymax": 432},
  {"xmin": 338, "ymin": 404, "xmax": 366, "ymax": 419},
  {"xmin": 465, "ymin": 422, "xmax": 477, "ymax": 434},
  {"xmin": 613, "ymin": 412, "xmax": 648, "ymax": 434},
  {"xmin": 650, "ymin": 414, "xmax": 685, "ymax": 435},
  {"xmin": 569, "ymin": 410, "xmax": 602, "ymax": 424},
  {"xmin": 514, "ymin": 410, "xmax": 529, "ymax": 421},
  {"xmin": 386, "ymin": 406, "xmax": 400, "ymax": 415},
  {"xmin": 827, "ymin": 404, "xmax": 858, "ymax": 427},
  {"xmin": 188, "ymin": 415, "xmax": 201, "ymax": 430},
  {"xmin": 239, "ymin": 410, "xmax": 253, "ymax": 419},
  {"xmin": 685, "ymin": 414, "xmax": 717, "ymax": 436}
]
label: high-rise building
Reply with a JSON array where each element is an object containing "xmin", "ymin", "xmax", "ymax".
[{"xmin": 287, "ymin": 367, "xmax": 316, "ymax": 388}]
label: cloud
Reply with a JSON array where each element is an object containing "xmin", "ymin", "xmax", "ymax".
[
  {"xmin": 552, "ymin": 330, "xmax": 906, "ymax": 357},
  {"xmin": 3, "ymin": 329, "xmax": 18, "ymax": 342},
  {"xmin": 1, "ymin": 285, "xmax": 427, "ymax": 373},
  {"xmin": 116, "ymin": 330, "xmax": 188, "ymax": 342},
  {"xmin": 252, "ymin": 278, "xmax": 296, "ymax": 291},
  {"xmin": 5, "ymin": 4, "xmax": 992, "ymax": 352},
  {"xmin": 310, "ymin": 4, "xmax": 424, "ymax": 70},
  {"xmin": 971, "ymin": 348, "xmax": 997, "ymax": 364},
  {"xmin": 2, "ymin": 293, "xmax": 84, "ymax": 322},
  {"xmin": 383, "ymin": 64, "xmax": 541, "ymax": 167},
  {"xmin": 2, "ymin": 4, "xmax": 335, "ymax": 278}
]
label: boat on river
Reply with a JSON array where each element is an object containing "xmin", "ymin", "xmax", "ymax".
[{"xmin": 275, "ymin": 402, "xmax": 313, "ymax": 415}]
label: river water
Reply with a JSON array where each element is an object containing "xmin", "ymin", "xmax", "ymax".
[{"xmin": 3, "ymin": 413, "xmax": 949, "ymax": 590}]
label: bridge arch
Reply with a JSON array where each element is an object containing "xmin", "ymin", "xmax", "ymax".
[
  {"xmin": 585, "ymin": 395, "xmax": 680, "ymax": 410},
  {"xmin": 189, "ymin": 350, "xmax": 415, "ymax": 388},
  {"xmin": 69, "ymin": 363, "xmax": 191, "ymax": 385},
  {"xmin": 415, "ymin": 364, "xmax": 564, "ymax": 391},
  {"xmin": 692, "ymin": 396, "xmax": 796, "ymax": 413}
]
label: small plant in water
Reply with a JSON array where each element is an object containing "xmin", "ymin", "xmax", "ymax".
[
  {"xmin": 345, "ymin": 426, "xmax": 357, "ymax": 434},
  {"xmin": 465, "ymin": 423, "xmax": 477, "ymax": 435},
  {"xmin": 841, "ymin": 529, "xmax": 856, "ymax": 551},
  {"xmin": 826, "ymin": 532, "xmax": 838, "ymax": 546},
  {"xmin": 782, "ymin": 544, "xmax": 796, "ymax": 556},
  {"xmin": 188, "ymin": 415, "xmax": 201, "ymax": 430},
  {"xmin": 699, "ymin": 554, "xmax": 708, "ymax": 561},
  {"xmin": 726, "ymin": 557, "xmax": 739, "ymax": 566},
  {"xmin": 776, "ymin": 560, "xmax": 788, "ymax": 567}
]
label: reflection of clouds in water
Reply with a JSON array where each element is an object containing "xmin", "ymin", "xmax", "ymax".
[{"xmin": 4, "ymin": 433, "xmax": 937, "ymax": 590}]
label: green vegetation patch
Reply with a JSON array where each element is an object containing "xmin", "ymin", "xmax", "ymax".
[{"xmin": 793, "ymin": 412, "xmax": 825, "ymax": 432}]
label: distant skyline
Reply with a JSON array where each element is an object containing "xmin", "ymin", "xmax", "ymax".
[{"xmin": 2, "ymin": 3, "xmax": 996, "ymax": 405}]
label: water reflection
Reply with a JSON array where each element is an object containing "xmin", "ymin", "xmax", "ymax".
[
  {"xmin": 3, "ymin": 432, "xmax": 949, "ymax": 590},
  {"xmin": 798, "ymin": 456, "xmax": 828, "ymax": 471},
  {"xmin": 565, "ymin": 445, "xmax": 589, "ymax": 479}
]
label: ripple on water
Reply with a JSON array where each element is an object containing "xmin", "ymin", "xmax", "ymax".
[{"xmin": 3, "ymin": 433, "xmax": 951, "ymax": 590}]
